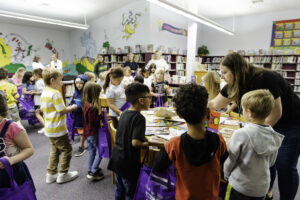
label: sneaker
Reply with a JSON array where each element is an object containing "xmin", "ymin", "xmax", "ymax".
[
  {"xmin": 56, "ymin": 171, "xmax": 79, "ymax": 184},
  {"xmin": 38, "ymin": 128, "xmax": 45, "ymax": 134},
  {"xmin": 74, "ymin": 147, "xmax": 86, "ymax": 157},
  {"xmin": 46, "ymin": 173, "xmax": 58, "ymax": 184},
  {"xmin": 86, "ymin": 170, "xmax": 104, "ymax": 181}
]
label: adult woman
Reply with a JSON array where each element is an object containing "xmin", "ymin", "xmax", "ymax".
[
  {"xmin": 208, "ymin": 52, "xmax": 300, "ymax": 200},
  {"xmin": 124, "ymin": 53, "xmax": 138, "ymax": 71}
]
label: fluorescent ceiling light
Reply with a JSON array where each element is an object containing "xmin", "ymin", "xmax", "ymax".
[
  {"xmin": 147, "ymin": 0, "xmax": 235, "ymax": 36},
  {"xmin": 0, "ymin": 10, "xmax": 89, "ymax": 30}
]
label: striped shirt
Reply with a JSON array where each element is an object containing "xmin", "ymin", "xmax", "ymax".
[{"xmin": 40, "ymin": 86, "xmax": 67, "ymax": 137}]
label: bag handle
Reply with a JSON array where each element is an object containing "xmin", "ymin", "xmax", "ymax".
[
  {"xmin": 0, "ymin": 157, "xmax": 18, "ymax": 189},
  {"xmin": 0, "ymin": 120, "xmax": 13, "ymax": 138},
  {"xmin": 141, "ymin": 148, "xmax": 149, "ymax": 165}
]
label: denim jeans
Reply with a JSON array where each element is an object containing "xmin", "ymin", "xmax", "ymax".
[
  {"xmin": 270, "ymin": 124, "xmax": 300, "ymax": 200},
  {"xmin": 114, "ymin": 173, "xmax": 138, "ymax": 200},
  {"xmin": 86, "ymin": 136, "xmax": 102, "ymax": 173}
]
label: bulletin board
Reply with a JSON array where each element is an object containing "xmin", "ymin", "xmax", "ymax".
[{"xmin": 270, "ymin": 19, "xmax": 300, "ymax": 49}]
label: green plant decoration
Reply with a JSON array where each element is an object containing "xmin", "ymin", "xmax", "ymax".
[{"xmin": 198, "ymin": 45, "xmax": 209, "ymax": 56}]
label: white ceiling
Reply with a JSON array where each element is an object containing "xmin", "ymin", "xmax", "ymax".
[{"xmin": 0, "ymin": 0, "xmax": 300, "ymax": 30}]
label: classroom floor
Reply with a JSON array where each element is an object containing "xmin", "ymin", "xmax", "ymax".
[{"xmin": 23, "ymin": 123, "xmax": 300, "ymax": 200}]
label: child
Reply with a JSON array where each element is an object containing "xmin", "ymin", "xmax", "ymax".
[
  {"xmin": 134, "ymin": 75, "xmax": 144, "ymax": 84},
  {"xmin": 136, "ymin": 66, "xmax": 143, "ymax": 76},
  {"xmin": 84, "ymin": 72, "xmax": 96, "ymax": 82},
  {"xmin": 142, "ymin": 68, "xmax": 152, "ymax": 89},
  {"xmin": 148, "ymin": 63, "xmax": 156, "ymax": 80},
  {"xmin": 0, "ymin": 68, "xmax": 20, "ymax": 122},
  {"xmin": 82, "ymin": 82, "xmax": 104, "ymax": 181},
  {"xmin": 40, "ymin": 68, "xmax": 79, "ymax": 184},
  {"xmin": 151, "ymin": 68, "xmax": 171, "ymax": 107},
  {"xmin": 103, "ymin": 66, "xmax": 125, "ymax": 128},
  {"xmin": 203, "ymin": 71, "xmax": 221, "ymax": 100},
  {"xmin": 153, "ymin": 83, "xmax": 228, "ymax": 199},
  {"xmin": 97, "ymin": 71, "xmax": 107, "ymax": 88},
  {"xmin": 108, "ymin": 82, "xmax": 150, "ymax": 199},
  {"xmin": 0, "ymin": 93, "xmax": 35, "ymax": 192},
  {"xmin": 22, "ymin": 71, "xmax": 35, "ymax": 95},
  {"xmin": 122, "ymin": 66, "xmax": 134, "ymax": 86},
  {"xmin": 32, "ymin": 68, "xmax": 45, "ymax": 134},
  {"xmin": 224, "ymin": 89, "xmax": 284, "ymax": 200},
  {"xmin": 12, "ymin": 68, "xmax": 26, "ymax": 88},
  {"xmin": 70, "ymin": 75, "xmax": 88, "ymax": 157}
]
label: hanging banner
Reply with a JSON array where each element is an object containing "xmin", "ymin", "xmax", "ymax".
[{"xmin": 158, "ymin": 19, "xmax": 187, "ymax": 36}]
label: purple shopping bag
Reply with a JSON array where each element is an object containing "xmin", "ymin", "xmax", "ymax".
[
  {"xmin": 154, "ymin": 94, "xmax": 164, "ymax": 108},
  {"xmin": 98, "ymin": 109, "xmax": 111, "ymax": 158},
  {"xmin": 120, "ymin": 101, "xmax": 130, "ymax": 111},
  {"xmin": 0, "ymin": 158, "xmax": 37, "ymax": 200},
  {"xmin": 134, "ymin": 164, "xmax": 176, "ymax": 200},
  {"xmin": 66, "ymin": 113, "xmax": 75, "ymax": 141}
]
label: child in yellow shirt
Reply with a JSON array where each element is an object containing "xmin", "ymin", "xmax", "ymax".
[{"xmin": 0, "ymin": 68, "xmax": 20, "ymax": 122}]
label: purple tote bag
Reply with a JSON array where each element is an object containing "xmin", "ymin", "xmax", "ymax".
[
  {"xmin": 154, "ymin": 94, "xmax": 164, "ymax": 108},
  {"xmin": 134, "ymin": 164, "xmax": 176, "ymax": 200},
  {"xmin": 0, "ymin": 157, "xmax": 36, "ymax": 200},
  {"xmin": 98, "ymin": 109, "xmax": 111, "ymax": 158}
]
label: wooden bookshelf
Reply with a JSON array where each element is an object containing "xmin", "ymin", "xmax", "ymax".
[{"xmin": 198, "ymin": 55, "xmax": 300, "ymax": 93}]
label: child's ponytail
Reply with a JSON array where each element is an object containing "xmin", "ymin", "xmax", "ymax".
[
  {"xmin": 103, "ymin": 67, "xmax": 124, "ymax": 93},
  {"xmin": 103, "ymin": 72, "xmax": 111, "ymax": 93}
]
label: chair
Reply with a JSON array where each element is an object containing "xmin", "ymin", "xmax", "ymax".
[{"xmin": 108, "ymin": 120, "xmax": 116, "ymax": 184}]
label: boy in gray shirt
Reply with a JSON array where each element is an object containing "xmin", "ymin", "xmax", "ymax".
[{"xmin": 224, "ymin": 89, "xmax": 284, "ymax": 200}]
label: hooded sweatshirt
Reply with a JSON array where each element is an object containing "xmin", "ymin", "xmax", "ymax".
[
  {"xmin": 224, "ymin": 123, "xmax": 284, "ymax": 197},
  {"xmin": 153, "ymin": 131, "xmax": 227, "ymax": 200},
  {"xmin": 70, "ymin": 75, "xmax": 88, "ymax": 128}
]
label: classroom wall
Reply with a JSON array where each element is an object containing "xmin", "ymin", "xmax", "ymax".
[
  {"xmin": 0, "ymin": 22, "xmax": 72, "ymax": 72},
  {"xmin": 69, "ymin": 0, "xmax": 150, "ymax": 60},
  {"xmin": 148, "ymin": 3, "xmax": 188, "ymax": 53},
  {"xmin": 197, "ymin": 9, "xmax": 300, "ymax": 56}
]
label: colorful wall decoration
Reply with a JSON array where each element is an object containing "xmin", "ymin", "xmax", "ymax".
[
  {"xmin": 158, "ymin": 19, "xmax": 187, "ymax": 36},
  {"xmin": 270, "ymin": 19, "xmax": 300, "ymax": 49},
  {"xmin": 121, "ymin": 10, "xmax": 142, "ymax": 40}
]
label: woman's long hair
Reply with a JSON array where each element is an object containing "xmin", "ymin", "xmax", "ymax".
[{"xmin": 221, "ymin": 53, "xmax": 264, "ymax": 101}]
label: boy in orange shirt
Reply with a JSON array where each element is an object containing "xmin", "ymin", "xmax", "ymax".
[{"xmin": 153, "ymin": 83, "xmax": 228, "ymax": 200}]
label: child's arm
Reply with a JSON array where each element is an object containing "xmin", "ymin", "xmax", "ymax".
[
  {"xmin": 107, "ymin": 98, "xmax": 122, "ymax": 116},
  {"xmin": 132, "ymin": 139, "xmax": 149, "ymax": 148},
  {"xmin": 59, "ymin": 104, "xmax": 77, "ymax": 115},
  {"xmin": 0, "ymin": 130, "xmax": 34, "ymax": 168},
  {"xmin": 164, "ymin": 83, "xmax": 171, "ymax": 95},
  {"xmin": 153, "ymin": 146, "xmax": 172, "ymax": 172},
  {"xmin": 223, "ymin": 130, "xmax": 244, "ymax": 180},
  {"xmin": 22, "ymin": 87, "xmax": 31, "ymax": 95},
  {"xmin": 12, "ymin": 85, "xmax": 19, "ymax": 100},
  {"xmin": 150, "ymin": 84, "xmax": 159, "ymax": 97}
]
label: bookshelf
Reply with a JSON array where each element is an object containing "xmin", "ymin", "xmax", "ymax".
[
  {"xmin": 198, "ymin": 55, "xmax": 300, "ymax": 93},
  {"xmin": 102, "ymin": 52, "xmax": 187, "ymax": 82}
]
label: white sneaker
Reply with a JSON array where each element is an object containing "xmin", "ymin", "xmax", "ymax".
[
  {"xmin": 46, "ymin": 173, "xmax": 58, "ymax": 184},
  {"xmin": 56, "ymin": 171, "xmax": 79, "ymax": 184},
  {"xmin": 38, "ymin": 128, "xmax": 45, "ymax": 134}
]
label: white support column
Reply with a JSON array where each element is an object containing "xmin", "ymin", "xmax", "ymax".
[
  {"xmin": 185, "ymin": 1, "xmax": 198, "ymax": 82},
  {"xmin": 186, "ymin": 22, "xmax": 197, "ymax": 82}
]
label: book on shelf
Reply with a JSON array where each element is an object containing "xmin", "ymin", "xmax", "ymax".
[
  {"xmin": 147, "ymin": 44, "xmax": 154, "ymax": 53},
  {"xmin": 176, "ymin": 64, "xmax": 185, "ymax": 70},
  {"xmin": 124, "ymin": 46, "xmax": 131, "ymax": 54},
  {"xmin": 104, "ymin": 56, "xmax": 109, "ymax": 63},
  {"xmin": 115, "ymin": 48, "xmax": 122, "ymax": 54},
  {"xmin": 135, "ymin": 45, "xmax": 141, "ymax": 53},
  {"xmin": 107, "ymin": 47, "xmax": 115, "ymax": 54}
]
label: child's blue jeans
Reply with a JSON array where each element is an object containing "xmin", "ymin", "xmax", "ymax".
[{"xmin": 86, "ymin": 135, "xmax": 102, "ymax": 173}]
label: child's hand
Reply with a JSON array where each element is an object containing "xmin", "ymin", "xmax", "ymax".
[
  {"xmin": 0, "ymin": 156, "xmax": 12, "ymax": 169},
  {"xmin": 71, "ymin": 104, "xmax": 78, "ymax": 110},
  {"xmin": 164, "ymin": 85, "xmax": 169, "ymax": 90}
]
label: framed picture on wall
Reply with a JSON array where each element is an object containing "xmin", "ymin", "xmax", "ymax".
[
  {"xmin": 285, "ymin": 23, "xmax": 294, "ymax": 31},
  {"xmin": 294, "ymin": 30, "xmax": 300, "ymax": 38}
]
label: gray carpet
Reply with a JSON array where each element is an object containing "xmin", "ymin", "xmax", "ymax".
[{"xmin": 23, "ymin": 123, "xmax": 299, "ymax": 200}]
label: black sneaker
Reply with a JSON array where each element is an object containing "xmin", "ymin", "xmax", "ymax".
[
  {"xmin": 74, "ymin": 147, "xmax": 86, "ymax": 157},
  {"xmin": 86, "ymin": 171, "xmax": 104, "ymax": 181}
]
